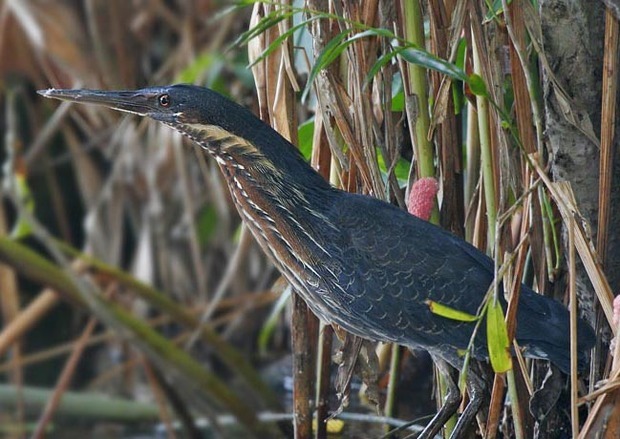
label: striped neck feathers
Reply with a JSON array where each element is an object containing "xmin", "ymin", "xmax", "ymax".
[{"xmin": 173, "ymin": 122, "xmax": 332, "ymax": 210}]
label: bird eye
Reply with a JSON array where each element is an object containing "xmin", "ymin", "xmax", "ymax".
[{"xmin": 159, "ymin": 94, "xmax": 171, "ymax": 107}]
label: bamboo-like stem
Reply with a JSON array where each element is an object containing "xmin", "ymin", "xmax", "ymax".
[
  {"xmin": 0, "ymin": 384, "xmax": 159, "ymax": 422},
  {"xmin": 465, "ymin": 102, "xmax": 481, "ymax": 242},
  {"xmin": 506, "ymin": 370, "xmax": 524, "ymax": 439},
  {"xmin": 471, "ymin": 29, "xmax": 496, "ymax": 249},
  {"xmin": 383, "ymin": 345, "xmax": 401, "ymax": 434},
  {"xmin": 402, "ymin": 0, "xmax": 435, "ymax": 181}
]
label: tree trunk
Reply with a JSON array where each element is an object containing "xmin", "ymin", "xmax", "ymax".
[
  {"xmin": 540, "ymin": 1, "xmax": 619, "ymax": 436},
  {"xmin": 540, "ymin": 0, "xmax": 620, "ymax": 312}
]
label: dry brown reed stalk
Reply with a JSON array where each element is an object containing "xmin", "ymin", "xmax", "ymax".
[
  {"xmin": 248, "ymin": 3, "xmax": 317, "ymax": 437},
  {"xmin": 598, "ymin": 11, "xmax": 619, "ymax": 270}
]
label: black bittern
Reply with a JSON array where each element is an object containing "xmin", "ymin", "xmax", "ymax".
[{"xmin": 39, "ymin": 85, "xmax": 595, "ymax": 438}]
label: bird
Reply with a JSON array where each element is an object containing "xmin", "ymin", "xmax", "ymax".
[{"xmin": 39, "ymin": 84, "xmax": 596, "ymax": 437}]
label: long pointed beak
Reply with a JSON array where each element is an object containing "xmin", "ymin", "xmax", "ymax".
[{"xmin": 37, "ymin": 88, "xmax": 160, "ymax": 117}]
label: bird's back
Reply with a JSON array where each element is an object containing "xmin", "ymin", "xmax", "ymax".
[{"xmin": 308, "ymin": 191, "xmax": 594, "ymax": 372}]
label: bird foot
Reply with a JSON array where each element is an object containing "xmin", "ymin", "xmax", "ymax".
[
  {"xmin": 448, "ymin": 376, "xmax": 487, "ymax": 438},
  {"xmin": 415, "ymin": 392, "xmax": 461, "ymax": 439},
  {"xmin": 413, "ymin": 358, "xmax": 488, "ymax": 439},
  {"xmin": 414, "ymin": 358, "xmax": 462, "ymax": 439}
]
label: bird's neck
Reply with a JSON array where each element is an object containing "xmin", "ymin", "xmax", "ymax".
[
  {"xmin": 177, "ymin": 122, "xmax": 336, "ymax": 272},
  {"xmin": 179, "ymin": 122, "xmax": 330, "ymax": 196}
]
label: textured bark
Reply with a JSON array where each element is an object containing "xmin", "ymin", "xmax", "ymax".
[
  {"xmin": 539, "ymin": 4, "xmax": 620, "ymax": 435},
  {"xmin": 540, "ymin": 1, "xmax": 620, "ymax": 309}
]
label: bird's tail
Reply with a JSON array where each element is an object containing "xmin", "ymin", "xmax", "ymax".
[{"xmin": 515, "ymin": 287, "xmax": 595, "ymax": 373}]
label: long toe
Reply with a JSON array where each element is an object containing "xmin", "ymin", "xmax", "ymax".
[{"xmin": 415, "ymin": 358, "xmax": 462, "ymax": 439}]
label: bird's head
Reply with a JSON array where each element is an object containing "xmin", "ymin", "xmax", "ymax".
[
  {"xmin": 39, "ymin": 84, "xmax": 332, "ymax": 193},
  {"xmin": 39, "ymin": 84, "xmax": 241, "ymax": 126},
  {"xmin": 39, "ymin": 84, "xmax": 287, "ymax": 158}
]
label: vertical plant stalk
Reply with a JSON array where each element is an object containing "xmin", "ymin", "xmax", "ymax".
[
  {"xmin": 400, "ymin": 2, "xmax": 449, "ymax": 431},
  {"xmin": 344, "ymin": 2, "xmax": 386, "ymax": 197},
  {"xmin": 427, "ymin": 0, "xmax": 464, "ymax": 234},
  {"xmin": 505, "ymin": 0, "xmax": 538, "ymax": 152},
  {"xmin": 506, "ymin": 369, "xmax": 525, "ymax": 439},
  {"xmin": 248, "ymin": 4, "xmax": 312, "ymax": 437},
  {"xmin": 2, "ymin": 89, "xmax": 26, "ymax": 427},
  {"xmin": 312, "ymin": 113, "xmax": 333, "ymax": 439},
  {"xmin": 292, "ymin": 293, "xmax": 316, "ymax": 439},
  {"xmin": 402, "ymin": 0, "xmax": 435, "ymax": 181},
  {"xmin": 505, "ymin": 0, "xmax": 548, "ymax": 289},
  {"xmin": 502, "ymin": 0, "xmax": 544, "ymax": 153},
  {"xmin": 594, "ymin": 8, "xmax": 620, "ymax": 435},
  {"xmin": 484, "ymin": 374, "xmax": 505, "ymax": 439},
  {"xmin": 383, "ymin": 345, "xmax": 401, "ymax": 434},
  {"xmin": 314, "ymin": 323, "xmax": 333, "ymax": 439},
  {"xmin": 505, "ymin": 23, "xmax": 551, "ymax": 416},
  {"xmin": 596, "ymin": 8, "xmax": 619, "ymax": 264},
  {"xmin": 568, "ymin": 216, "xmax": 580, "ymax": 438},
  {"xmin": 488, "ymin": 200, "xmax": 534, "ymax": 438},
  {"xmin": 471, "ymin": 29, "xmax": 496, "ymax": 249},
  {"xmin": 464, "ymin": 102, "xmax": 481, "ymax": 240}
]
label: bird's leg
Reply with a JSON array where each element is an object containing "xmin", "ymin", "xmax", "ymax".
[
  {"xmin": 449, "ymin": 366, "xmax": 488, "ymax": 439},
  {"xmin": 416, "ymin": 358, "xmax": 462, "ymax": 439}
]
